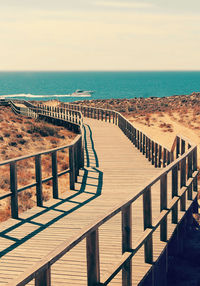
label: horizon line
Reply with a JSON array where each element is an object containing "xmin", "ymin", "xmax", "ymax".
[{"xmin": 0, "ymin": 70, "xmax": 200, "ymax": 72}]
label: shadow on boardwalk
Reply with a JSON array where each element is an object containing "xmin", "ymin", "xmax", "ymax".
[
  {"xmin": 167, "ymin": 224, "xmax": 200, "ymax": 286},
  {"xmin": 0, "ymin": 123, "xmax": 103, "ymax": 258}
]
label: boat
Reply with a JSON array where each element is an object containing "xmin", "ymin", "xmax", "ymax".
[{"xmin": 71, "ymin": 90, "xmax": 94, "ymax": 97}]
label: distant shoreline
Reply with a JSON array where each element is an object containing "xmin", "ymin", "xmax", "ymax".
[{"xmin": 36, "ymin": 91, "xmax": 200, "ymax": 115}]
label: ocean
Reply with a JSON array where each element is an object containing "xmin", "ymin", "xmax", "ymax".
[{"xmin": 0, "ymin": 71, "xmax": 200, "ymax": 102}]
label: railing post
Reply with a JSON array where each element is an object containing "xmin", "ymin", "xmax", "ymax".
[
  {"xmin": 66, "ymin": 110, "xmax": 69, "ymax": 121},
  {"xmin": 170, "ymin": 151, "xmax": 174, "ymax": 163},
  {"xmin": 187, "ymin": 152, "xmax": 193, "ymax": 200},
  {"xmin": 167, "ymin": 151, "xmax": 171, "ymax": 165},
  {"xmin": 52, "ymin": 151, "xmax": 58, "ymax": 199},
  {"xmin": 180, "ymin": 157, "xmax": 186, "ymax": 211},
  {"xmin": 10, "ymin": 162, "xmax": 18, "ymax": 219},
  {"xmin": 160, "ymin": 174, "xmax": 167, "ymax": 242},
  {"xmin": 145, "ymin": 137, "xmax": 148, "ymax": 158},
  {"xmin": 127, "ymin": 122, "xmax": 130, "ymax": 139},
  {"xmin": 130, "ymin": 125, "xmax": 133, "ymax": 144},
  {"xmin": 181, "ymin": 139, "xmax": 185, "ymax": 155},
  {"xmin": 137, "ymin": 130, "xmax": 140, "ymax": 149},
  {"xmin": 81, "ymin": 137, "xmax": 85, "ymax": 168},
  {"xmin": 86, "ymin": 229, "xmax": 100, "ymax": 286},
  {"xmin": 140, "ymin": 132, "xmax": 142, "ymax": 152},
  {"xmin": 35, "ymin": 155, "xmax": 43, "ymax": 207},
  {"xmin": 172, "ymin": 165, "xmax": 178, "ymax": 224},
  {"xmin": 155, "ymin": 143, "xmax": 158, "ymax": 168},
  {"xmin": 74, "ymin": 142, "xmax": 79, "ymax": 180},
  {"xmin": 87, "ymin": 107, "xmax": 89, "ymax": 118},
  {"xmin": 176, "ymin": 137, "xmax": 180, "ymax": 159},
  {"xmin": 143, "ymin": 187, "xmax": 153, "ymax": 264},
  {"xmin": 163, "ymin": 148, "xmax": 167, "ymax": 167},
  {"xmin": 142, "ymin": 134, "xmax": 145, "ymax": 155},
  {"xmin": 69, "ymin": 146, "xmax": 75, "ymax": 190},
  {"xmin": 122, "ymin": 205, "xmax": 132, "ymax": 286},
  {"xmin": 151, "ymin": 141, "xmax": 154, "ymax": 165},
  {"xmin": 115, "ymin": 112, "xmax": 118, "ymax": 125},
  {"xmin": 35, "ymin": 265, "xmax": 51, "ymax": 286},
  {"xmin": 158, "ymin": 145, "xmax": 162, "ymax": 167},
  {"xmin": 132, "ymin": 128, "xmax": 135, "ymax": 146},
  {"xmin": 148, "ymin": 139, "xmax": 151, "ymax": 162},
  {"xmin": 109, "ymin": 111, "xmax": 111, "ymax": 122},
  {"xmin": 193, "ymin": 147, "xmax": 198, "ymax": 193}
]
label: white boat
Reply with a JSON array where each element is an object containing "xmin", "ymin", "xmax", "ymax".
[{"xmin": 71, "ymin": 90, "xmax": 94, "ymax": 97}]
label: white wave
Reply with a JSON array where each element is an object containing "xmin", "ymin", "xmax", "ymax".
[{"xmin": 0, "ymin": 93, "xmax": 91, "ymax": 99}]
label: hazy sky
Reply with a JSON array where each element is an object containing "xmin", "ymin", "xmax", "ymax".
[{"xmin": 0, "ymin": 0, "xmax": 200, "ymax": 71}]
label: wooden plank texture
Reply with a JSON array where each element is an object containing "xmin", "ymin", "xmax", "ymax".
[{"xmin": 0, "ymin": 116, "xmax": 197, "ymax": 286}]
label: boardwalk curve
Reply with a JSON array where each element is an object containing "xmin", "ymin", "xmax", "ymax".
[{"xmin": 0, "ymin": 101, "xmax": 198, "ymax": 285}]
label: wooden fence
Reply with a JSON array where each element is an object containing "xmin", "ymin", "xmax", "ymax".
[
  {"xmin": 62, "ymin": 103, "xmax": 178, "ymax": 167},
  {"xmin": 0, "ymin": 102, "xmax": 84, "ymax": 220},
  {"xmin": 4, "ymin": 102, "xmax": 198, "ymax": 286}
]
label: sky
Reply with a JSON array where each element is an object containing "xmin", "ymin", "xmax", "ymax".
[{"xmin": 0, "ymin": 0, "xmax": 200, "ymax": 71}]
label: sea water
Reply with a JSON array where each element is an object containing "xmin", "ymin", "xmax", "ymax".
[{"xmin": 0, "ymin": 71, "xmax": 200, "ymax": 102}]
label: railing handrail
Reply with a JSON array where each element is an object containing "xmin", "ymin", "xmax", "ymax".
[
  {"xmin": 0, "ymin": 135, "xmax": 82, "ymax": 167},
  {"xmin": 7, "ymin": 100, "xmax": 84, "ymax": 127}
]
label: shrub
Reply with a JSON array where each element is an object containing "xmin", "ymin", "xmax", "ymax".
[
  {"xmin": 16, "ymin": 134, "xmax": 23, "ymax": 138},
  {"xmin": 19, "ymin": 139, "xmax": 26, "ymax": 145},
  {"xmin": 27, "ymin": 124, "xmax": 58, "ymax": 137},
  {"xmin": 49, "ymin": 137, "xmax": 60, "ymax": 144},
  {"xmin": 42, "ymin": 190, "xmax": 51, "ymax": 202},
  {"xmin": 9, "ymin": 141, "xmax": 17, "ymax": 147},
  {"xmin": 0, "ymin": 176, "xmax": 10, "ymax": 189}
]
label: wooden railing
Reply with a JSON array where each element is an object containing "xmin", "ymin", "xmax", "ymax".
[
  {"xmin": 6, "ymin": 102, "xmax": 198, "ymax": 286},
  {"xmin": 0, "ymin": 102, "xmax": 84, "ymax": 219},
  {"xmin": 8, "ymin": 100, "xmax": 38, "ymax": 118},
  {"xmin": 7, "ymin": 140, "xmax": 198, "ymax": 286},
  {"xmin": 62, "ymin": 103, "xmax": 173, "ymax": 168},
  {"xmin": 35, "ymin": 103, "xmax": 83, "ymax": 126}
]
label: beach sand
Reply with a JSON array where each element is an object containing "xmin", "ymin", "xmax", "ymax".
[{"xmin": 128, "ymin": 112, "xmax": 200, "ymax": 165}]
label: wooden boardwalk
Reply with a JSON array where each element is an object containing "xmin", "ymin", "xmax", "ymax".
[{"xmin": 0, "ymin": 103, "xmax": 198, "ymax": 286}]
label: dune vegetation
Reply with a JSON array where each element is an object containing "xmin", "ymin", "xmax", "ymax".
[{"xmin": 0, "ymin": 106, "xmax": 76, "ymax": 222}]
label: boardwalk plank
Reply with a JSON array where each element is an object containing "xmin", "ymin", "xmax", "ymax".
[{"xmin": 0, "ymin": 117, "xmax": 195, "ymax": 285}]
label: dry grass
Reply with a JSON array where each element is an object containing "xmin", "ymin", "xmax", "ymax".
[
  {"xmin": 0, "ymin": 106, "xmax": 76, "ymax": 222},
  {"xmin": 159, "ymin": 123, "xmax": 173, "ymax": 133}
]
